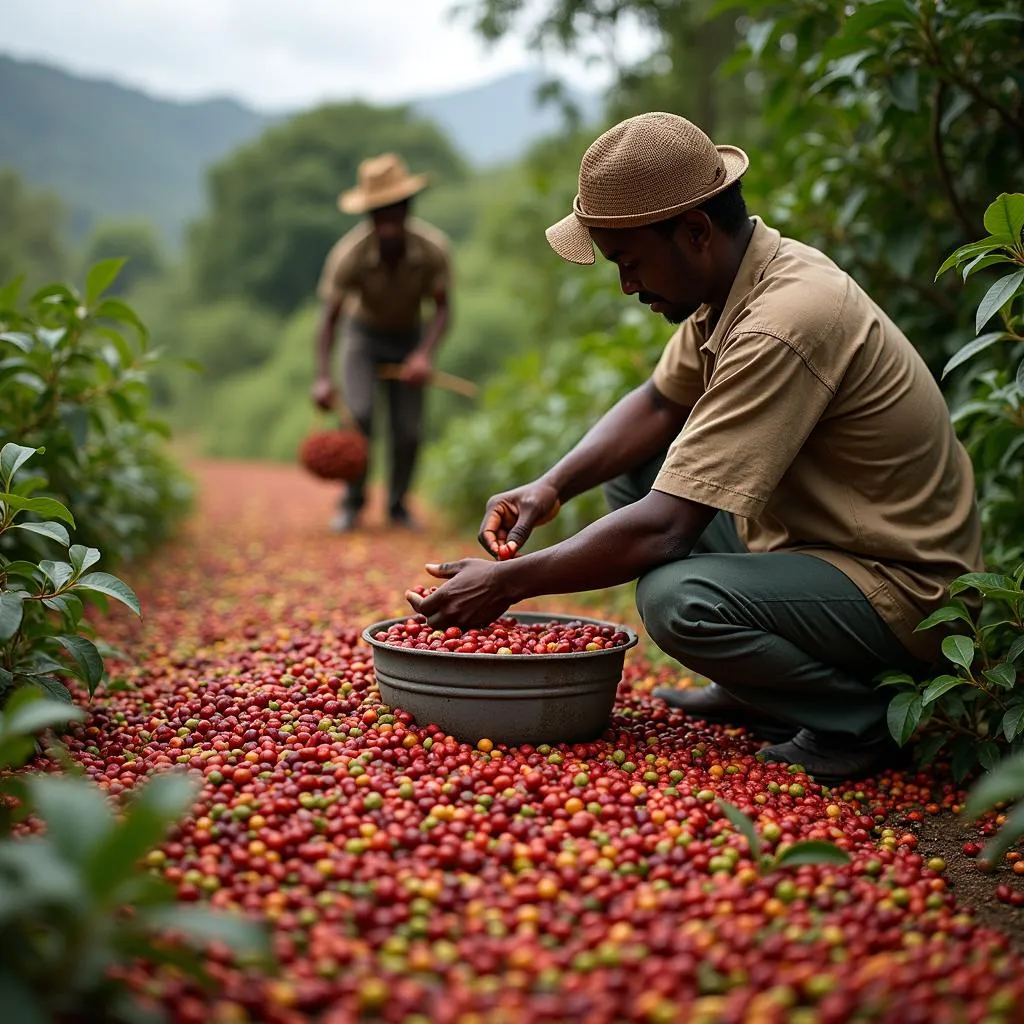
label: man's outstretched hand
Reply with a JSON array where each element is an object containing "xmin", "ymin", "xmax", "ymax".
[
  {"xmin": 405, "ymin": 559, "xmax": 512, "ymax": 629},
  {"xmin": 479, "ymin": 482, "xmax": 561, "ymax": 561}
]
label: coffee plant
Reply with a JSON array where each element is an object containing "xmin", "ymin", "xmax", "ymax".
[
  {"xmin": 0, "ymin": 686, "xmax": 270, "ymax": 1024},
  {"xmin": 1, "ymin": 443, "xmax": 140, "ymax": 710},
  {"xmin": 883, "ymin": 194, "xmax": 1024, "ymax": 777},
  {"xmin": 0, "ymin": 260, "xmax": 192, "ymax": 568}
]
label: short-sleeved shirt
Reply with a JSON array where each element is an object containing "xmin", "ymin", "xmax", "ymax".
[
  {"xmin": 651, "ymin": 217, "xmax": 983, "ymax": 663},
  {"xmin": 317, "ymin": 217, "xmax": 450, "ymax": 331}
]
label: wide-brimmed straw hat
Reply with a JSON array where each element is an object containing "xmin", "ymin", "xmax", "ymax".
[
  {"xmin": 546, "ymin": 112, "xmax": 749, "ymax": 265},
  {"xmin": 338, "ymin": 153, "xmax": 429, "ymax": 215}
]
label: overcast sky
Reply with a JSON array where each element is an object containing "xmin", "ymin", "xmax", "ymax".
[{"xmin": 2, "ymin": 0, "xmax": 655, "ymax": 111}]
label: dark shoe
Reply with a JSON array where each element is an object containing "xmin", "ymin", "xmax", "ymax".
[
  {"xmin": 389, "ymin": 505, "xmax": 420, "ymax": 531},
  {"xmin": 759, "ymin": 727, "xmax": 908, "ymax": 785},
  {"xmin": 330, "ymin": 508, "xmax": 359, "ymax": 533},
  {"xmin": 651, "ymin": 683, "xmax": 796, "ymax": 744}
]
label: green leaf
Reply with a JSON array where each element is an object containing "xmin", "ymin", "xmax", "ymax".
[
  {"xmin": 0, "ymin": 493, "xmax": 75, "ymax": 527},
  {"xmin": 962, "ymin": 253, "xmax": 1014, "ymax": 279},
  {"xmin": 981, "ymin": 802, "xmax": 1024, "ymax": 866},
  {"xmin": 875, "ymin": 670, "xmax": 917, "ymax": 688},
  {"xmin": 56, "ymin": 635, "xmax": 105, "ymax": 693},
  {"xmin": 0, "ymin": 331, "xmax": 32, "ymax": 352},
  {"xmin": 1008, "ymin": 634, "xmax": 1024, "ymax": 665},
  {"xmin": 887, "ymin": 691, "xmax": 923, "ymax": 746},
  {"xmin": 11, "ymin": 520, "xmax": 70, "ymax": 547},
  {"xmin": 1017, "ymin": 356, "xmax": 1024, "ymax": 395},
  {"xmin": 0, "ymin": 685, "xmax": 84, "ymax": 737},
  {"xmin": 921, "ymin": 674, "xmax": 968, "ymax": 705},
  {"xmin": 1001, "ymin": 704, "xmax": 1024, "ymax": 743},
  {"xmin": 715, "ymin": 798, "xmax": 763, "ymax": 860},
  {"xmin": 915, "ymin": 601, "xmax": 975, "ymax": 630},
  {"xmin": 940, "ymin": 333, "xmax": 1007, "ymax": 379},
  {"xmin": 39, "ymin": 559, "xmax": 74, "ymax": 591},
  {"xmin": 31, "ymin": 676, "xmax": 73, "ymax": 704},
  {"xmin": 0, "ymin": 591, "xmax": 25, "ymax": 641},
  {"xmin": 983, "ymin": 662, "xmax": 1018, "ymax": 690},
  {"xmin": 43, "ymin": 593, "xmax": 84, "ymax": 625},
  {"xmin": 976, "ymin": 270, "xmax": 1024, "ymax": 334},
  {"xmin": 140, "ymin": 905, "xmax": 270, "ymax": 961},
  {"xmin": 85, "ymin": 258, "xmax": 127, "ymax": 306},
  {"xmin": 888, "ymin": 67, "xmax": 918, "ymax": 111},
  {"xmin": 68, "ymin": 544, "xmax": 101, "ymax": 575},
  {"xmin": 964, "ymin": 754, "xmax": 1024, "ymax": 819},
  {"xmin": 941, "ymin": 634, "xmax": 975, "ymax": 672},
  {"xmin": 914, "ymin": 733, "xmax": 946, "ymax": 767},
  {"xmin": 87, "ymin": 772, "xmax": 198, "ymax": 899},
  {"xmin": 26, "ymin": 774, "xmax": 115, "ymax": 864},
  {"xmin": 978, "ymin": 741, "xmax": 1002, "ymax": 772},
  {"xmin": 949, "ymin": 572, "xmax": 1020, "ymax": 598},
  {"xmin": 0, "ymin": 443, "xmax": 39, "ymax": 489},
  {"xmin": 91, "ymin": 296, "xmax": 147, "ymax": 338},
  {"xmin": 772, "ymin": 840, "xmax": 851, "ymax": 868},
  {"xmin": 73, "ymin": 572, "xmax": 141, "ymax": 616},
  {"xmin": 983, "ymin": 193, "xmax": 1024, "ymax": 244},
  {"xmin": 935, "ymin": 236, "xmax": 1007, "ymax": 280}
]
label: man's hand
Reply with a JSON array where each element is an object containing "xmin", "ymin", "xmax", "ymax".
[
  {"xmin": 399, "ymin": 349, "xmax": 432, "ymax": 386},
  {"xmin": 405, "ymin": 559, "xmax": 511, "ymax": 628},
  {"xmin": 479, "ymin": 482, "xmax": 561, "ymax": 560},
  {"xmin": 311, "ymin": 376, "xmax": 336, "ymax": 412}
]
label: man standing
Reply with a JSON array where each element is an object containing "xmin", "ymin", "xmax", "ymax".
[
  {"xmin": 407, "ymin": 113, "xmax": 983, "ymax": 784},
  {"xmin": 313, "ymin": 153, "xmax": 451, "ymax": 532}
]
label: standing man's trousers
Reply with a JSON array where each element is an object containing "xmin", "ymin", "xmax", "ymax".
[
  {"xmin": 340, "ymin": 319, "xmax": 424, "ymax": 516},
  {"xmin": 605, "ymin": 453, "xmax": 930, "ymax": 738}
]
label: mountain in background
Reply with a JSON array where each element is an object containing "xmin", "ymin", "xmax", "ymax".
[{"xmin": 0, "ymin": 55, "xmax": 599, "ymax": 247}]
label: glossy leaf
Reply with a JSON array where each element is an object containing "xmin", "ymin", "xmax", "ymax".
[
  {"xmin": 0, "ymin": 591, "xmax": 26, "ymax": 641},
  {"xmin": 68, "ymin": 544, "xmax": 101, "ymax": 575},
  {"xmin": 773, "ymin": 841, "xmax": 851, "ymax": 868},
  {"xmin": 1008, "ymin": 634, "xmax": 1024, "ymax": 665},
  {"xmin": 716, "ymin": 798, "xmax": 763, "ymax": 860},
  {"xmin": 85, "ymin": 258, "xmax": 127, "ymax": 307},
  {"xmin": 940, "ymin": 333, "xmax": 1007, "ymax": 379},
  {"xmin": 921, "ymin": 674, "xmax": 968, "ymax": 705},
  {"xmin": 73, "ymin": 572, "xmax": 141, "ymax": 616},
  {"xmin": 0, "ymin": 443, "xmax": 39, "ymax": 489},
  {"xmin": 935, "ymin": 237, "xmax": 1007, "ymax": 280},
  {"xmin": 914, "ymin": 601, "xmax": 974, "ymax": 630},
  {"xmin": 1004, "ymin": 705, "xmax": 1024, "ymax": 743},
  {"xmin": 983, "ymin": 662, "xmax": 1018, "ymax": 690},
  {"xmin": 976, "ymin": 270, "xmax": 1024, "ymax": 334},
  {"xmin": 941, "ymin": 635, "xmax": 975, "ymax": 672},
  {"xmin": 56, "ymin": 635, "xmax": 105, "ymax": 692},
  {"xmin": 982, "ymin": 193, "xmax": 1024, "ymax": 243},
  {"xmin": 0, "ymin": 493, "xmax": 75, "ymax": 527},
  {"xmin": 39, "ymin": 559, "xmax": 75, "ymax": 592},
  {"xmin": 11, "ymin": 520, "xmax": 71, "ymax": 547},
  {"xmin": 887, "ymin": 691, "xmax": 923, "ymax": 746},
  {"xmin": 26, "ymin": 774, "xmax": 115, "ymax": 863}
]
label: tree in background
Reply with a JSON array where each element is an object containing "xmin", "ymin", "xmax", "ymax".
[
  {"xmin": 0, "ymin": 169, "xmax": 68, "ymax": 291},
  {"xmin": 187, "ymin": 103, "xmax": 469, "ymax": 317},
  {"xmin": 79, "ymin": 221, "xmax": 165, "ymax": 296}
]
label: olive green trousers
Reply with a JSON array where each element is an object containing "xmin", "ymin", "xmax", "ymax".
[{"xmin": 605, "ymin": 454, "xmax": 929, "ymax": 738}]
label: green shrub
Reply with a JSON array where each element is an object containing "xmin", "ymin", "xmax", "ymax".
[
  {"xmin": 0, "ymin": 687, "xmax": 270, "ymax": 1023},
  {"xmin": 883, "ymin": 194, "xmax": 1024, "ymax": 776},
  {"xmin": 0, "ymin": 261, "xmax": 192, "ymax": 567}
]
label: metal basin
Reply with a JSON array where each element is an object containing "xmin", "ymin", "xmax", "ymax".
[{"xmin": 361, "ymin": 612, "xmax": 639, "ymax": 746}]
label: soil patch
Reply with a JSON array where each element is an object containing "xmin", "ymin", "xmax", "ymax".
[{"xmin": 916, "ymin": 812, "xmax": 1024, "ymax": 953}]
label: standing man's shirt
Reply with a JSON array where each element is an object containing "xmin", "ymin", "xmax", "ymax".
[
  {"xmin": 651, "ymin": 217, "xmax": 983, "ymax": 663},
  {"xmin": 318, "ymin": 217, "xmax": 451, "ymax": 332}
]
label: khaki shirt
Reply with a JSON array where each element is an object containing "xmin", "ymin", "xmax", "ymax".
[
  {"xmin": 317, "ymin": 217, "xmax": 450, "ymax": 331},
  {"xmin": 651, "ymin": 218, "xmax": 983, "ymax": 663}
]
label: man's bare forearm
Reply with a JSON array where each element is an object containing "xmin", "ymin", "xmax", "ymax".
[
  {"xmin": 417, "ymin": 295, "xmax": 450, "ymax": 359},
  {"xmin": 499, "ymin": 489, "xmax": 713, "ymax": 601},
  {"xmin": 541, "ymin": 380, "xmax": 689, "ymax": 503}
]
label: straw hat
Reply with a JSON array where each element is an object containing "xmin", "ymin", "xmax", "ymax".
[
  {"xmin": 546, "ymin": 112, "xmax": 749, "ymax": 265},
  {"xmin": 338, "ymin": 153, "xmax": 429, "ymax": 215}
]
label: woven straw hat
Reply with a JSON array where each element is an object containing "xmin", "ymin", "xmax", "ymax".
[
  {"xmin": 546, "ymin": 112, "xmax": 749, "ymax": 265},
  {"xmin": 339, "ymin": 153, "xmax": 429, "ymax": 215}
]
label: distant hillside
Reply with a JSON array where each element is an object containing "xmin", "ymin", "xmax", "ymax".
[
  {"xmin": 0, "ymin": 55, "xmax": 272, "ymax": 245},
  {"xmin": 414, "ymin": 70, "xmax": 601, "ymax": 166},
  {"xmin": 0, "ymin": 55, "xmax": 600, "ymax": 249}
]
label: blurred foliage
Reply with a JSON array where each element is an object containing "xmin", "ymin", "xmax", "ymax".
[
  {"xmin": 188, "ymin": 103, "xmax": 469, "ymax": 317},
  {"xmin": 0, "ymin": 262, "xmax": 192, "ymax": 567},
  {"xmin": 0, "ymin": 169, "xmax": 68, "ymax": 293},
  {"xmin": 80, "ymin": 221, "xmax": 165, "ymax": 297}
]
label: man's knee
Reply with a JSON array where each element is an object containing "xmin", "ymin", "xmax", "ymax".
[{"xmin": 636, "ymin": 563, "xmax": 722, "ymax": 654}]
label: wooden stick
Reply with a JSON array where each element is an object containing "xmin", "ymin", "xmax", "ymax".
[{"xmin": 377, "ymin": 364, "xmax": 479, "ymax": 399}]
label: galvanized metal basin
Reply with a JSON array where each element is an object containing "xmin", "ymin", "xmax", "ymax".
[{"xmin": 361, "ymin": 612, "xmax": 639, "ymax": 746}]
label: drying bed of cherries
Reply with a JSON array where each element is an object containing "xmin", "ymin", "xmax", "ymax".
[{"xmin": 51, "ymin": 465, "xmax": 1024, "ymax": 1023}]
